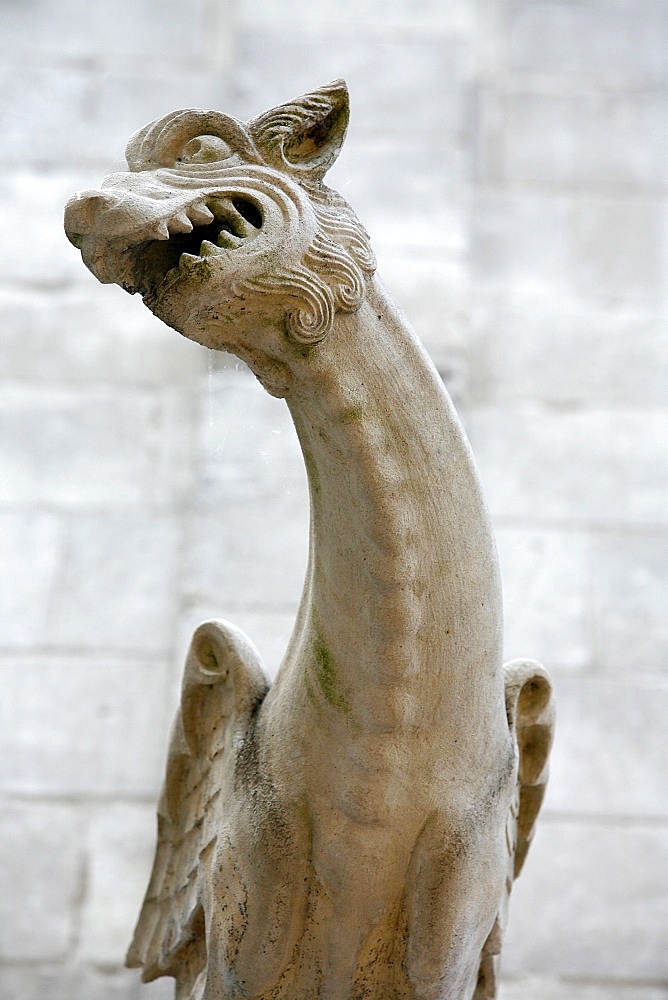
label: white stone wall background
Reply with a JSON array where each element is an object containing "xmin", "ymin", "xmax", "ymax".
[{"xmin": 1, "ymin": 1, "xmax": 666, "ymax": 997}]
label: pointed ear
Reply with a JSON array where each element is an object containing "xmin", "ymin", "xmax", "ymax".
[{"xmin": 248, "ymin": 79, "xmax": 350, "ymax": 182}]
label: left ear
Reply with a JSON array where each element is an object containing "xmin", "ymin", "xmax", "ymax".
[{"xmin": 247, "ymin": 79, "xmax": 350, "ymax": 182}]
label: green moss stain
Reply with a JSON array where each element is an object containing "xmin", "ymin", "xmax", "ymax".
[
  {"xmin": 313, "ymin": 630, "xmax": 350, "ymax": 714},
  {"xmin": 188, "ymin": 259, "xmax": 214, "ymax": 286},
  {"xmin": 340, "ymin": 406, "xmax": 366, "ymax": 425}
]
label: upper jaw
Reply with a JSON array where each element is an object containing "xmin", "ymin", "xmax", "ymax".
[{"xmin": 65, "ymin": 189, "xmax": 264, "ymax": 297}]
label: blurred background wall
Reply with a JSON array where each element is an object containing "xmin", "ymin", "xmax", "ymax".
[{"xmin": 1, "ymin": 1, "xmax": 666, "ymax": 997}]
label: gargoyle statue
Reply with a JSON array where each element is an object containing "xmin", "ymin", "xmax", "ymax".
[{"xmin": 65, "ymin": 81, "xmax": 554, "ymax": 1000}]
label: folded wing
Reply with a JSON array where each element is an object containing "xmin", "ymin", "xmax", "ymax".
[
  {"xmin": 474, "ymin": 659, "xmax": 555, "ymax": 999},
  {"xmin": 126, "ymin": 619, "xmax": 270, "ymax": 987}
]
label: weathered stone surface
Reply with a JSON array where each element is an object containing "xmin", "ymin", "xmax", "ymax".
[
  {"xmin": 64, "ymin": 81, "xmax": 554, "ymax": 999},
  {"xmin": 3, "ymin": 0, "xmax": 665, "ymax": 994},
  {"xmin": 177, "ymin": 605, "xmax": 300, "ymax": 682}
]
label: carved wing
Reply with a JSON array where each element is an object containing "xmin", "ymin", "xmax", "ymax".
[
  {"xmin": 126, "ymin": 619, "xmax": 270, "ymax": 986},
  {"xmin": 474, "ymin": 659, "xmax": 555, "ymax": 999}
]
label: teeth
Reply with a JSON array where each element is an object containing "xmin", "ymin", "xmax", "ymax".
[
  {"xmin": 179, "ymin": 252, "xmax": 200, "ymax": 266},
  {"xmin": 188, "ymin": 203, "xmax": 214, "ymax": 225},
  {"xmin": 209, "ymin": 197, "xmax": 249, "ymax": 239},
  {"xmin": 153, "ymin": 220, "xmax": 171, "ymax": 240},
  {"xmin": 216, "ymin": 230, "xmax": 242, "ymax": 249},
  {"xmin": 168, "ymin": 212, "xmax": 194, "ymax": 234},
  {"xmin": 199, "ymin": 240, "xmax": 221, "ymax": 257}
]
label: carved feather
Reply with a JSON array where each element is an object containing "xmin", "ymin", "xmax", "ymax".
[
  {"xmin": 126, "ymin": 620, "xmax": 269, "ymax": 985},
  {"xmin": 473, "ymin": 659, "xmax": 555, "ymax": 999}
]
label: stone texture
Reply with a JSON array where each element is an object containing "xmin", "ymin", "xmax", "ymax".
[
  {"xmin": 502, "ymin": 820, "xmax": 668, "ymax": 982},
  {"xmin": 0, "ymin": 803, "xmax": 83, "ymax": 961},
  {"xmin": 3, "ymin": 0, "xmax": 667, "ymax": 994},
  {"xmin": 177, "ymin": 604, "xmax": 298, "ymax": 682},
  {"xmin": 64, "ymin": 84, "xmax": 555, "ymax": 998},
  {"xmin": 0, "ymin": 657, "xmax": 172, "ymax": 797}
]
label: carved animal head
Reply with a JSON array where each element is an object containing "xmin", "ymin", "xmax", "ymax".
[{"xmin": 64, "ymin": 81, "xmax": 376, "ymax": 394}]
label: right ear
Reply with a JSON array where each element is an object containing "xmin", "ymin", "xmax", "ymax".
[{"xmin": 248, "ymin": 79, "xmax": 350, "ymax": 183}]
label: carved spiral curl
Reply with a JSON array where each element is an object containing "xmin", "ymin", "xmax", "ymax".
[
  {"xmin": 306, "ymin": 185, "xmax": 377, "ymax": 277},
  {"xmin": 235, "ymin": 266, "xmax": 335, "ymax": 345},
  {"xmin": 233, "ymin": 222, "xmax": 369, "ymax": 345},
  {"xmin": 303, "ymin": 232, "xmax": 365, "ymax": 313}
]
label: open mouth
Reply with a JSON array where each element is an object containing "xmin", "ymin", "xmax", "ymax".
[{"xmin": 125, "ymin": 195, "xmax": 263, "ymax": 298}]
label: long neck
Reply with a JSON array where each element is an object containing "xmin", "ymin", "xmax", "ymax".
[{"xmin": 278, "ymin": 278, "xmax": 503, "ymax": 735}]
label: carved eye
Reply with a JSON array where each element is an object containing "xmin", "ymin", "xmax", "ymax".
[{"xmin": 177, "ymin": 135, "xmax": 233, "ymax": 164}]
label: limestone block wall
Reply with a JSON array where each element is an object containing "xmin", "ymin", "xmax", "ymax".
[{"xmin": 1, "ymin": 2, "xmax": 666, "ymax": 998}]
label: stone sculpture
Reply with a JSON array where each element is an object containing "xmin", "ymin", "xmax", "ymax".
[{"xmin": 64, "ymin": 81, "xmax": 554, "ymax": 1000}]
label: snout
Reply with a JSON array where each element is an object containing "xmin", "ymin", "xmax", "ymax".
[{"xmin": 64, "ymin": 189, "xmax": 123, "ymax": 248}]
